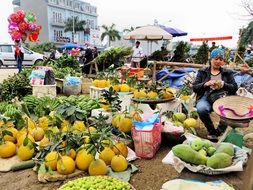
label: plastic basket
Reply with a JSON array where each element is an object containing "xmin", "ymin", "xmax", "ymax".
[
  {"xmin": 89, "ymin": 86, "xmax": 108, "ymax": 99},
  {"xmin": 129, "ymin": 68, "xmax": 144, "ymax": 78},
  {"xmin": 32, "ymin": 84, "xmax": 56, "ymax": 97},
  {"xmin": 63, "ymin": 84, "xmax": 81, "ymax": 96},
  {"xmin": 132, "ymin": 122, "xmax": 162, "ymax": 159}
]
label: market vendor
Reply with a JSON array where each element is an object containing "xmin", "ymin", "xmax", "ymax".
[{"xmin": 192, "ymin": 48, "xmax": 238, "ymax": 141}]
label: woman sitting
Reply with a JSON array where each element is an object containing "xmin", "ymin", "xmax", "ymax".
[{"xmin": 192, "ymin": 48, "xmax": 238, "ymax": 140}]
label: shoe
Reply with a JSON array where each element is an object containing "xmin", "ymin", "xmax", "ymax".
[{"xmin": 206, "ymin": 135, "xmax": 218, "ymax": 142}]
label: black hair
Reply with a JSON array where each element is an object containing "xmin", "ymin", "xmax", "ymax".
[{"xmin": 136, "ymin": 41, "xmax": 140, "ymax": 44}]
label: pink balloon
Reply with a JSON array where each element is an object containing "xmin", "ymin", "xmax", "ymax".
[
  {"xmin": 8, "ymin": 23, "xmax": 18, "ymax": 30},
  {"xmin": 28, "ymin": 22, "xmax": 37, "ymax": 31}
]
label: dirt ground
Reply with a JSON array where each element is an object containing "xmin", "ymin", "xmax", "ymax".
[{"xmin": 0, "ymin": 113, "xmax": 253, "ymax": 190}]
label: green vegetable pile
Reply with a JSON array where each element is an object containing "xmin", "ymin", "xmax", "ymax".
[
  {"xmin": 172, "ymin": 138, "xmax": 234, "ymax": 169},
  {"xmin": 59, "ymin": 176, "xmax": 133, "ymax": 190}
]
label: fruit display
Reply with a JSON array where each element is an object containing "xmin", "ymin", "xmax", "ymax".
[
  {"xmin": 172, "ymin": 138, "xmax": 236, "ymax": 169},
  {"xmin": 168, "ymin": 112, "xmax": 199, "ymax": 129},
  {"xmin": 59, "ymin": 176, "xmax": 134, "ymax": 190}
]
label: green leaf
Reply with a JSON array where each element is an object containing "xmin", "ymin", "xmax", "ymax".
[
  {"xmin": 38, "ymin": 163, "xmax": 47, "ymax": 174},
  {"xmin": 23, "ymin": 137, "xmax": 29, "ymax": 146},
  {"xmin": 2, "ymin": 130, "xmax": 13, "ymax": 137}
]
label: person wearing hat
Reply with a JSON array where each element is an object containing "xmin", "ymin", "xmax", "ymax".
[{"xmin": 192, "ymin": 48, "xmax": 238, "ymax": 140}]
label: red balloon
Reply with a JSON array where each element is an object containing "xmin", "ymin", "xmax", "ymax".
[
  {"xmin": 11, "ymin": 30, "xmax": 22, "ymax": 41},
  {"xmin": 28, "ymin": 32, "xmax": 39, "ymax": 42},
  {"xmin": 16, "ymin": 10, "xmax": 25, "ymax": 20},
  {"xmin": 9, "ymin": 13, "xmax": 22, "ymax": 24},
  {"xmin": 18, "ymin": 21, "xmax": 28, "ymax": 33}
]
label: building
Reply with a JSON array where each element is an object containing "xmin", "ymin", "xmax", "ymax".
[{"xmin": 12, "ymin": 0, "xmax": 100, "ymax": 47}]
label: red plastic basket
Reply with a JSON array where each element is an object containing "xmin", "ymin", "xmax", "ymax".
[
  {"xmin": 129, "ymin": 68, "xmax": 144, "ymax": 78},
  {"xmin": 132, "ymin": 122, "xmax": 162, "ymax": 159}
]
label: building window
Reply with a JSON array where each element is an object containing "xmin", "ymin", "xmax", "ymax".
[{"xmin": 90, "ymin": 20, "xmax": 94, "ymax": 29}]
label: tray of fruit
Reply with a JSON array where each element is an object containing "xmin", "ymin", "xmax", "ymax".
[
  {"xmin": 131, "ymin": 97, "xmax": 175, "ymax": 104},
  {"xmin": 58, "ymin": 176, "xmax": 136, "ymax": 190},
  {"xmin": 163, "ymin": 134, "xmax": 249, "ymax": 175}
]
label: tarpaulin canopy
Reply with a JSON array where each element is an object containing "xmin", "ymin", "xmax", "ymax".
[
  {"xmin": 159, "ymin": 25, "xmax": 187, "ymax": 37},
  {"xmin": 190, "ymin": 36, "xmax": 232, "ymax": 42},
  {"xmin": 61, "ymin": 43, "xmax": 85, "ymax": 50}
]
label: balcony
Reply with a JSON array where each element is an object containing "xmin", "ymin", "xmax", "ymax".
[
  {"xmin": 12, "ymin": 0, "xmax": 20, "ymax": 6},
  {"xmin": 51, "ymin": 20, "xmax": 65, "ymax": 27}
]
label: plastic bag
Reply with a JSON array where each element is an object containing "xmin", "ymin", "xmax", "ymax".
[
  {"xmin": 29, "ymin": 70, "xmax": 45, "ymax": 80},
  {"xmin": 133, "ymin": 113, "xmax": 160, "ymax": 130},
  {"xmin": 64, "ymin": 76, "xmax": 80, "ymax": 86},
  {"xmin": 161, "ymin": 179, "xmax": 234, "ymax": 190}
]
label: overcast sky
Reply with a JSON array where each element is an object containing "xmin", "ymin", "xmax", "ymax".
[{"xmin": 1, "ymin": 0, "xmax": 252, "ymax": 48}]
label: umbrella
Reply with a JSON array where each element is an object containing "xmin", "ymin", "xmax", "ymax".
[
  {"xmin": 61, "ymin": 43, "xmax": 85, "ymax": 50},
  {"xmin": 159, "ymin": 25, "xmax": 187, "ymax": 37},
  {"xmin": 124, "ymin": 25, "xmax": 173, "ymax": 55},
  {"xmin": 123, "ymin": 25, "xmax": 173, "ymax": 40}
]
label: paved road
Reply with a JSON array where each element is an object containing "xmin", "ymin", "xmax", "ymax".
[{"xmin": 0, "ymin": 68, "xmax": 18, "ymax": 83}]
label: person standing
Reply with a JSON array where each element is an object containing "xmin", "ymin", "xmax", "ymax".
[
  {"xmin": 192, "ymin": 48, "xmax": 238, "ymax": 141},
  {"xmin": 131, "ymin": 41, "xmax": 144, "ymax": 68},
  {"xmin": 14, "ymin": 40, "xmax": 24, "ymax": 73}
]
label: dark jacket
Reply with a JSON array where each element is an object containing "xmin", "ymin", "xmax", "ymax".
[{"xmin": 192, "ymin": 66, "xmax": 238, "ymax": 101}]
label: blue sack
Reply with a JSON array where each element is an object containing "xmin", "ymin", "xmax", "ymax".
[{"xmin": 65, "ymin": 76, "xmax": 81, "ymax": 86}]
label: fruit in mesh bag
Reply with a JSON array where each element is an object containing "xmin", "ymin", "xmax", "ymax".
[{"xmin": 59, "ymin": 176, "xmax": 133, "ymax": 190}]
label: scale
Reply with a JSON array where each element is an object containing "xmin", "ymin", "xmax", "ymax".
[{"xmin": 213, "ymin": 96, "xmax": 253, "ymax": 148}]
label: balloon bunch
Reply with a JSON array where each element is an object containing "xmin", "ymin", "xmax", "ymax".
[
  {"xmin": 8, "ymin": 10, "xmax": 42, "ymax": 42},
  {"xmin": 70, "ymin": 48, "xmax": 80, "ymax": 57}
]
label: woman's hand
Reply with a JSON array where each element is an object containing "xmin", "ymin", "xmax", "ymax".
[{"xmin": 204, "ymin": 80, "xmax": 215, "ymax": 87}]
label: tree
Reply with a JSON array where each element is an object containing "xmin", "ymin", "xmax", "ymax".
[
  {"xmin": 239, "ymin": 21, "xmax": 253, "ymax": 47},
  {"xmin": 64, "ymin": 16, "xmax": 86, "ymax": 42},
  {"xmin": 194, "ymin": 42, "xmax": 209, "ymax": 64},
  {"xmin": 171, "ymin": 41, "xmax": 190, "ymax": 62},
  {"xmin": 123, "ymin": 26, "xmax": 135, "ymax": 33},
  {"xmin": 101, "ymin": 24, "xmax": 121, "ymax": 47}
]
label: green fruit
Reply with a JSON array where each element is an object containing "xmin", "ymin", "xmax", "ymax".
[
  {"xmin": 191, "ymin": 137, "xmax": 204, "ymax": 151},
  {"xmin": 215, "ymin": 143, "xmax": 234, "ymax": 156},
  {"xmin": 207, "ymin": 153, "xmax": 232, "ymax": 169},
  {"xmin": 183, "ymin": 118, "xmax": 198, "ymax": 128},
  {"xmin": 174, "ymin": 121, "xmax": 183, "ymax": 127},
  {"xmin": 207, "ymin": 147, "xmax": 216, "ymax": 156},
  {"xmin": 172, "ymin": 144, "xmax": 207, "ymax": 165},
  {"xmin": 198, "ymin": 149, "xmax": 207, "ymax": 156},
  {"xmin": 172, "ymin": 112, "xmax": 187, "ymax": 123},
  {"xmin": 203, "ymin": 139, "xmax": 213, "ymax": 149}
]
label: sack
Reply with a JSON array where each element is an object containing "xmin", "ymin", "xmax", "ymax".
[{"xmin": 207, "ymin": 89, "xmax": 227, "ymax": 104}]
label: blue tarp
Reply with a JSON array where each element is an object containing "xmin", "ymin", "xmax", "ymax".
[{"xmin": 156, "ymin": 68, "xmax": 197, "ymax": 88}]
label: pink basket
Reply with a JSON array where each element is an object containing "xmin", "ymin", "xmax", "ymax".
[{"xmin": 132, "ymin": 122, "xmax": 162, "ymax": 159}]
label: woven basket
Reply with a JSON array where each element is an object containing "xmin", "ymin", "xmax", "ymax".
[
  {"xmin": 81, "ymin": 78, "xmax": 92, "ymax": 94},
  {"xmin": 58, "ymin": 176, "xmax": 136, "ymax": 190},
  {"xmin": 213, "ymin": 95, "xmax": 253, "ymax": 120}
]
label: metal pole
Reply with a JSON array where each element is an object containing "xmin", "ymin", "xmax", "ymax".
[{"xmin": 72, "ymin": 8, "xmax": 75, "ymax": 42}]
